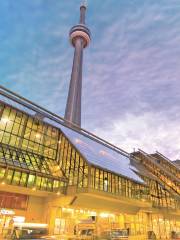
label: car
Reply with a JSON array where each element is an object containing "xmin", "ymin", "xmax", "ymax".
[
  {"xmin": 5, "ymin": 223, "xmax": 56, "ymax": 240},
  {"xmin": 147, "ymin": 231, "xmax": 156, "ymax": 240},
  {"xmin": 9, "ymin": 228, "xmax": 56, "ymax": 239},
  {"xmin": 171, "ymin": 231, "xmax": 180, "ymax": 240},
  {"xmin": 97, "ymin": 229, "xmax": 129, "ymax": 240},
  {"xmin": 76, "ymin": 229, "xmax": 96, "ymax": 239}
]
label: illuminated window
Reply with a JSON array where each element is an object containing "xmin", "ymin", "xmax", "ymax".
[
  {"xmin": 6, "ymin": 169, "xmax": 14, "ymax": 184},
  {"xmin": 27, "ymin": 174, "xmax": 35, "ymax": 187},
  {"xmin": 12, "ymin": 171, "xmax": 21, "ymax": 185},
  {"xmin": 104, "ymin": 177, "xmax": 108, "ymax": 191},
  {"xmin": 0, "ymin": 168, "xmax": 5, "ymax": 179},
  {"xmin": 20, "ymin": 173, "xmax": 28, "ymax": 186}
]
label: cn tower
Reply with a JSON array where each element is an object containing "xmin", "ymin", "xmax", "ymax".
[{"xmin": 64, "ymin": 1, "xmax": 91, "ymax": 127}]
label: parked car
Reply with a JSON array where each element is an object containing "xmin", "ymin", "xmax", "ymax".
[
  {"xmin": 76, "ymin": 228, "xmax": 96, "ymax": 239},
  {"xmin": 147, "ymin": 231, "xmax": 156, "ymax": 240},
  {"xmin": 97, "ymin": 229, "xmax": 129, "ymax": 240},
  {"xmin": 6, "ymin": 223, "xmax": 56, "ymax": 240},
  {"xmin": 171, "ymin": 231, "xmax": 180, "ymax": 240}
]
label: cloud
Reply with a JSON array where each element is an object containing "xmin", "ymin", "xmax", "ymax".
[
  {"xmin": 82, "ymin": 0, "xmax": 180, "ymax": 159},
  {"xmin": 1, "ymin": 0, "xmax": 180, "ymax": 160},
  {"xmin": 92, "ymin": 110, "xmax": 180, "ymax": 160}
]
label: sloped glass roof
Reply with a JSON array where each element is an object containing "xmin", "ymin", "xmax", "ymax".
[
  {"xmin": 0, "ymin": 86, "xmax": 143, "ymax": 184},
  {"xmin": 60, "ymin": 126, "xmax": 144, "ymax": 184},
  {"xmin": 0, "ymin": 143, "xmax": 65, "ymax": 180}
]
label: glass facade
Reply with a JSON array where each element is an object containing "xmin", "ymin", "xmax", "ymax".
[
  {"xmin": 90, "ymin": 167, "xmax": 148, "ymax": 200},
  {"xmin": 57, "ymin": 133, "xmax": 148, "ymax": 201},
  {"xmin": 51, "ymin": 207, "xmax": 180, "ymax": 239},
  {"xmin": 0, "ymin": 99, "xmax": 179, "ymax": 240},
  {"xmin": 0, "ymin": 103, "xmax": 59, "ymax": 159},
  {"xmin": 143, "ymin": 159, "xmax": 180, "ymax": 195},
  {"xmin": 148, "ymin": 214, "xmax": 180, "ymax": 239},
  {"xmin": 149, "ymin": 179, "xmax": 178, "ymax": 209},
  {"xmin": 59, "ymin": 134, "xmax": 88, "ymax": 188},
  {"xmin": 0, "ymin": 102, "xmax": 67, "ymax": 193},
  {"xmin": 138, "ymin": 153, "xmax": 180, "ymax": 196},
  {"xmin": 0, "ymin": 101, "xmax": 179, "ymax": 208},
  {"xmin": 132, "ymin": 152, "xmax": 180, "ymax": 206},
  {"xmin": 152, "ymin": 153, "xmax": 180, "ymax": 179}
]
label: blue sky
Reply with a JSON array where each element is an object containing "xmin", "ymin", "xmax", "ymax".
[{"xmin": 0, "ymin": 0, "xmax": 180, "ymax": 159}]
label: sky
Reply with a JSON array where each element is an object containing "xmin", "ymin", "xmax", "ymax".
[{"xmin": 0, "ymin": 0, "xmax": 180, "ymax": 160}]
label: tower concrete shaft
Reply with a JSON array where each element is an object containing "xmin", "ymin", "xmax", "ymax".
[{"xmin": 64, "ymin": 3, "xmax": 90, "ymax": 127}]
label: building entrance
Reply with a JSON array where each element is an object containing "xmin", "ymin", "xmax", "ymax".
[
  {"xmin": 0, "ymin": 208, "xmax": 26, "ymax": 238},
  {"xmin": 0, "ymin": 208, "xmax": 15, "ymax": 237},
  {"xmin": 0, "ymin": 191, "xmax": 28, "ymax": 238},
  {"xmin": 51, "ymin": 207, "xmax": 180, "ymax": 239}
]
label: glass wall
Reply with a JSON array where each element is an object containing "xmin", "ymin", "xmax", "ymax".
[
  {"xmin": 51, "ymin": 207, "xmax": 180, "ymax": 238},
  {"xmin": 133, "ymin": 152, "xmax": 180, "ymax": 197},
  {"xmin": 0, "ymin": 103, "xmax": 59, "ymax": 159},
  {"xmin": 89, "ymin": 167, "xmax": 149, "ymax": 200},
  {"xmin": 0, "ymin": 101, "xmax": 178, "ymax": 208},
  {"xmin": 0, "ymin": 102, "xmax": 67, "ymax": 193},
  {"xmin": 152, "ymin": 153, "xmax": 180, "ymax": 179},
  {"xmin": 0, "ymin": 166, "xmax": 66, "ymax": 193},
  {"xmin": 149, "ymin": 179, "xmax": 178, "ymax": 209},
  {"xmin": 58, "ymin": 134, "xmax": 88, "ymax": 188},
  {"xmin": 58, "ymin": 133, "xmax": 149, "ymax": 201},
  {"xmin": 149, "ymin": 214, "xmax": 180, "ymax": 239}
]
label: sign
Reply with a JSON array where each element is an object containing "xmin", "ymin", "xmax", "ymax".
[{"xmin": 0, "ymin": 209, "xmax": 15, "ymax": 215}]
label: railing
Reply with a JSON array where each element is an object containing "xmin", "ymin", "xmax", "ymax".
[
  {"xmin": 76, "ymin": 186, "xmax": 150, "ymax": 203},
  {"xmin": 152, "ymin": 201, "xmax": 179, "ymax": 210},
  {"xmin": 154, "ymin": 151, "xmax": 180, "ymax": 179}
]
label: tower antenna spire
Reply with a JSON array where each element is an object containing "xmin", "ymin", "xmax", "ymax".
[
  {"xmin": 81, "ymin": 0, "xmax": 87, "ymax": 7},
  {"xmin": 64, "ymin": 0, "xmax": 91, "ymax": 127},
  {"xmin": 79, "ymin": 0, "xmax": 87, "ymax": 24}
]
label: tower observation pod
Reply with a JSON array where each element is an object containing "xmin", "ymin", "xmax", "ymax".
[{"xmin": 64, "ymin": 1, "xmax": 91, "ymax": 127}]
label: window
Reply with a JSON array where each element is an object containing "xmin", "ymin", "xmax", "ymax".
[
  {"xmin": 27, "ymin": 174, "xmax": 35, "ymax": 187},
  {"xmin": 104, "ymin": 177, "xmax": 108, "ymax": 191},
  {"xmin": 6, "ymin": 169, "xmax": 14, "ymax": 184},
  {"xmin": 20, "ymin": 173, "xmax": 28, "ymax": 186},
  {"xmin": 0, "ymin": 168, "xmax": 5, "ymax": 179},
  {"xmin": 12, "ymin": 171, "xmax": 21, "ymax": 185}
]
